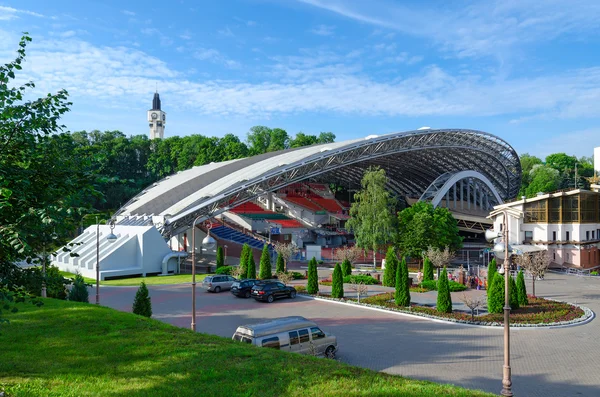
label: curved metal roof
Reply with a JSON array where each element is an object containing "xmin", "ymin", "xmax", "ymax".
[{"xmin": 115, "ymin": 128, "xmax": 521, "ymax": 237}]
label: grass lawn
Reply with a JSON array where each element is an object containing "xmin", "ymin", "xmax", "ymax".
[
  {"xmin": 59, "ymin": 272, "xmax": 211, "ymax": 286},
  {"xmin": 0, "ymin": 299, "xmax": 494, "ymax": 397}
]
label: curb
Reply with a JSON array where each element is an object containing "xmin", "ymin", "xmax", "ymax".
[{"xmin": 297, "ymin": 294, "xmax": 595, "ymax": 330}]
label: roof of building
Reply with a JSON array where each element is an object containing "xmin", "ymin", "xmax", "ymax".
[
  {"xmin": 494, "ymin": 188, "xmax": 600, "ymax": 210},
  {"xmin": 115, "ymin": 128, "xmax": 521, "ymax": 236}
]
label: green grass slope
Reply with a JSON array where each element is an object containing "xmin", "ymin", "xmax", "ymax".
[{"xmin": 0, "ymin": 299, "xmax": 493, "ymax": 397}]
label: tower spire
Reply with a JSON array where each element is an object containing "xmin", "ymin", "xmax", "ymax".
[{"xmin": 152, "ymin": 91, "xmax": 161, "ymax": 110}]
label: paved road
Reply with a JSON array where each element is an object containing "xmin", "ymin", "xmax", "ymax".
[{"xmin": 99, "ymin": 273, "xmax": 600, "ymax": 397}]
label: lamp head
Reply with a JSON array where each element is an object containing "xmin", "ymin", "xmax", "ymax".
[
  {"xmin": 106, "ymin": 220, "xmax": 117, "ymax": 243},
  {"xmin": 493, "ymin": 242, "xmax": 505, "ymax": 253},
  {"xmin": 202, "ymin": 235, "xmax": 216, "ymax": 250}
]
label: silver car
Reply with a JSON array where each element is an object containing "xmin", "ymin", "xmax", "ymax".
[{"xmin": 202, "ymin": 275, "xmax": 237, "ymax": 293}]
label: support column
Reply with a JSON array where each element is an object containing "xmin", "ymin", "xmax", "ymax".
[
  {"xmin": 445, "ymin": 189, "xmax": 450, "ymax": 208},
  {"xmin": 460, "ymin": 180, "xmax": 464, "ymax": 210},
  {"xmin": 467, "ymin": 180, "xmax": 471, "ymax": 210},
  {"xmin": 453, "ymin": 184, "xmax": 457, "ymax": 209}
]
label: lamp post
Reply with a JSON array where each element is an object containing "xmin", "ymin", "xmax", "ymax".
[
  {"xmin": 96, "ymin": 218, "xmax": 118, "ymax": 305},
  {"xmin": 224, "ymin": 245, "xmax": 228, "ymax": 266},
  {"xmin": 191, "ymin": 217, "xmax": 216, "ymax": 331}
]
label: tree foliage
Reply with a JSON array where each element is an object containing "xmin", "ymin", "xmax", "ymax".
[
  {"xmin": 68, "ymin": 274, "xmax": 89, "ymax": 303},
  {"xmin": 436, "ymin": 267, "xmax": 452, "ymax": 313},
  {"xmin": 525, "ymin": 165, "xmax": 560, "ymax": 197},
  {"xmin": 276, "ymin": 254, "xmax": 285, "ymax": 274},
  {"xmin": 423, "ymin": 257, "xmax": 434, "ymax": 282},
  {"xmin": 216, "ymin": 246, "xmax": 224, "ymax": 269},
  {"xmin": 382, "ymin": 247, "xmax": 398, "ymax": 287},
  {"xmin": 341, "ymin": 259, "xmax": 352, "ymax": 278},
  {"xmin": 486, "ymin": 259, "xmax": 497, "ymax": 302},
  {"xmin": 394, "ymin": 257, "xmax": 410, "ymax": 307},
  {"xmin": 307, "ymin": 257, "xmax": 319, "ymax": 294},
  {"xmin": 273, "ymin": 242, "xmax": 298, "ymax": 272},
  {"xmin": 509, "ymin": 275, "xmax": 519, "ymax": 310},
  {"xmin": 238, "ymin": 244, "xmax": 250, "ymax": 277},
  {"xmin": 132, "ymin": 281, "xmax": 152, "ymax": 318},
  {"xmin": 425, "ymin": 246, "xmax": 454, "ymax": 269},
  {"xmin": 246, "ymin": 251, "xmax": 256, "ymax": 279},
  {"xmin": 335, "ymin": 245, "xmax": 362, "ymax": 265},
  {"xmin": 487, "ymin": 273, "xmax": 505, "ymax": 313},
  {"xmin": 397, "ymin": 202, "xmax": 462, "ymax": 260},
  {"xmin": 258, "ymin": 245, "xmax": 272, "ymax": 279},
  {"xmin": 331, "ymin": 263, "xmax": 344, "ymax": 299},
  {"xmin": 516, "ymin": 270, "xmax": 528, "ymax": 306},
  {"xmin": 347, "ymin": 167, "xmax": 396, "ymax": 265},
  {"xmin": 516, "ymin": 251, "xmax": 550, "ymax": 297}
]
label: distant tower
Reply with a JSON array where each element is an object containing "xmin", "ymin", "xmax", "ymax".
[{"xmin": 148, "ymin": 92, "xmax": 166, "ymax": 139}]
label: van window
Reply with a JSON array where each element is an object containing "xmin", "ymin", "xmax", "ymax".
[
  {"xmin": 289, "ymin": 331, "xmax": 300, "ymax": 345},
  {"xmin": 298, "ymin": 329, "xmax": 309, "ymax": 343},
  {"xmin": 233, "ymin": 333, "xmax": 252, "ymax": 344},
  {"xmin": 261, "ymin": 337, "xmax": 280, "ymax": 349},
  {"xmin": 310, "ymin": 327, "xmax": 325, "ymax": 340}
]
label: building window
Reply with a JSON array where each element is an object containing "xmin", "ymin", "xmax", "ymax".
[
  {"xmin": 553, "ymin": 252, "xmax": 556, "ymax": 260},
  {"xmin": 566, "ymin": 231, "xmax": 570, "ymax": 241},
  {"xmin": 586, "ymin": 231, "xmax": 590, "ymax": 241},
  {"xmin": 593, "ymin": 231, "xmax": 596, "ymax": 239},
  {"xmin": 580, "ymin": 193, "xmax": 597, "ymax": 223},
  {"xmin": 552, "ymin": 231, "xmax": 556, "ymax": 241},
  {"xmin": 562, "ymin": 195, "xmax": 579, "ymax": 223},
  {"xmin": 549, "ymin": 197, "xmax": 562, "ymax": 223},
  {"xmin": 524, "ymin": 231, "xmax": 533, "ymax": 243},
  {"xmin": 524, "ymin": 200, "xmax": 547, "ymax": 223}
]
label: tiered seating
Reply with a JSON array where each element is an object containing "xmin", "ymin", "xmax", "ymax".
[
  {"xmin": 272, "ymin": 219, "xmax": 304, "ymax": 228},
  {"xmin": 231, "ymin": 202, "xmax": 265, "ymax": 214},
  {"xmin": 312, "ymin": 198, "xmax": 344, "ymax": 212},
  {"xmin": 284, "ymin": 196, "xmax": 322, "ymax": 211},
  {"xmin": 210, "ymin": 225, "xmax": 272, "ymax": 251}
]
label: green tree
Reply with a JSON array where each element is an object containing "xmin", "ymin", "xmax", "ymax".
[
  {"xmin": 347, "ymin": 167, "xmax": 397, "ymax": 267},
  {"xmin": 436, "ymin": 267, "xmax": 452, "ymax": 313},
  {"xmin": 525, "ymin": 165, "xmax": 560, "ymax": 197},
  {"xmin": 68, "ymin": 274, "xmax": 89, "ymax": 303},
  {"xmin": 132, "ymin": 281, "xmax": 152, "ymax": 318},
  {"xmin": 239, "ymin": 244, "xmax": 250, "ymax": 277},
  {"xmin": 342, "ymin": 259, "xmax": 352, "ymax": 277},
  {"xmin": 289, "ymin": 132, "xmax": 318, "ymax": 148},
  {"xmin": 246, "ymin": 251, "xmax": 256, "ymax": 279},
  {"xmin": 397, "ymin": 201, "xmax": 462, "ymax": 261},
  {"xmin": 394, "ymin": 257, "xmax": 410, "ymax": 306},
  {"xmin": 423, "ymin": 257, "xmax": 434, "ymax": 282},
  {"xmin": 331, "ymin": 263, "xmax": 344, "ymax": 298},
  {"xmin": 317, "ymin": 132, "xmax": 336, "ymax": 143},
  {"xmin": 258, "ymin": 245, "xmax": 272, "ymax": 279},
  {"xmin": 518, "ymin": 154, "xmax": 543, "ymax": 196},
  {"xmin": 516, "ymin": 270, "xmax": 528, "ymax": 306},
  {"xmin": 307, "ymin": 257, "xmax": 319, "ymax": 294},
  {"xmin": 509, "ymin": 275, "xmax": 519, "ymax": 310},
  {"xmin": 487, "ymin": 274, "xmax": 505, "ymax": 313},
  {"xmin": 276, "ymin": 254, "xmax": 285, "ymax": 274},
  {"xmin": 216, "ymin": 246, "xmax": 224, "ymax": 269},
  {"xmin": 382, "ymin": 247, "xmax": 398, "ymax": 287},
  {"xmin": 487, "ymin": 259, "xmax": 497, "ymax": 302}
]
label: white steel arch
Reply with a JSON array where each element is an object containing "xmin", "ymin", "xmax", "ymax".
[{"xmin": 419, "ymin": 170, "xmax": 504, "ymax": 209}]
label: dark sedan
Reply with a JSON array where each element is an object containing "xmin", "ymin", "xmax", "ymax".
[
  {"xmin": 251, "ymin": 281, "xmax": 297, "ymax": 303},
  {"xmin": 231, "ymin": 279, "xmax": 261, "ymax": 298}
]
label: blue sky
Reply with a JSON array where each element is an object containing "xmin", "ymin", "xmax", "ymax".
[{"xmin": 2, "ymin": 0, "xmax": 600, "ymax": 158}]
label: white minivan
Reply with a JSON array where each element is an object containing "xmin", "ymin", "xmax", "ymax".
[{"xmin": 232, "ymin": 316, "xmax": 337, "ymax": 358}]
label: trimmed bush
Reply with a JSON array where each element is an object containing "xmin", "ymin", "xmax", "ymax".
[
  {"xmin": 436, "ymin": 267, "xmax": 452, "ymax": 313},
  {"xmin": 216, "ymin": 246, "xmax": 224, "ymax": 269},
  {"xmin": 307, "ymin": 257, "xmax": 319, "ymax": 294},
  {"xmin": 509, "ymin": 275, "xmax": 519, "ymax": 310},
  {"xmin": 487, "ymin": 273, "xmax": 505, "ymax": 313},
  {"xmin": 395, "ymin": 257, "xmax": 410, "ymax": 307},
  {"xmin": 259, "ymin": 245, "xmax": 272, "ymax": 279},
  {"xmin": 516, "ymin": 270, "xmax": 528, "ymax": 306},
  {"xmin": 343, "ymin": 274, "xmax": 378, "ymax": 285},
  {"xmin": 419, "ymin": 279, "xmax": 467, "ymax": 292},
  {"xmin": 331, "ymin": 264, "xmax": 344, "ymax": 298},
  {"xmin": 423, "ymin": 257, "xmax": 434, "ymax": 282},
  {"xmin": 342, "ymin": 259, "xmax": 352, "ymax": 277},
  {"xmin": 247, "ymin": 252, "xmax": 256, "ymax": 279},
  {"xmin": 132, "ymin": 281, "xmax": 152, "ymax": 318},
  {"xmin": 290, "ymin": 271, "xmax": 305, "ymax": 280},
  {"xmin": 276, "ymin": 254, "xmax": 285, "ymax": 274},
  {"xmin": 215, "ymin": 266, "xmax": 233, "ymax": 275},
  {"xmin": 239, "ymin": 244, "xmax": 250, "ymax": 276},
  {"xmin": 487, "ymin": 259, "xmax": 497, "ymax": 297},
  {"xmin": 382, "ymin": 247, "xmax": 398, "ymax": 287},
  {"xmin": 68, "ymin": 273, "xmax": 89, "ymax": 303}
]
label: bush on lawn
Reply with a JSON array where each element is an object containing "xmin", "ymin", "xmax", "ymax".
[
  {"xmin": 132, "ymin": 281, "xmax": 152, "ymax": 318},
  {"xmin": 307, "ymin": 257, "xmax": 319, "ymax": 294},
  {"xmin": 290, "ymin": 271, "xmax": 304, "ymax": 280},
  {"xmin": 382, "ymin": 247, "xmax": 398, "ymax": 287},
  {"xmin": 343, "ymin": 274, "xmax": 378, "ymax": 285},
  {"xmin": 487, "ymin": 273, "xmax": 505, "ymax": 313},
  {"xmin": 436, "ymin": 267, "xmax": 452, "ymax": 313},
  {"xmin": 68, "ymin": 273, "xmax": 89, "ymax": 303},
  {"xmin": 423, "ymin": 257, "xmax": 434, "ymax": 282},
  {"xmin": 294, "ymin": 285, "xmax": 307, "ymax": 294},
  {"xmin": 331, "ymin": 264, "xmax": 344, "ymax": 298},
  {"xmin": 258, "ymin": 245, "xmax": 272, "ymax": 279},
  {"xmin": 215, "ymin": 266, "xmax": 233, "ymax": 275},
  {"xmin": 247, "ymin": 252, "xmax": 256, "ymax": 279},
  {"xmin": 342, "ymin": 259, "xmax": 352, "ymax": 277},
  {"xmin": 419, "ymin": 279, "xmax": 467, "ymax": 292},
  {"xmin": 276, "ymin": 254, "xmax": 285, "ymax": 274},
  {"xmin": 216, "ymin": 246, "xmax": 224, "ymax": 269},
  {"xmin": 516, "ymin": 270, "xmax": 528, "ymax": 306},
  {"xmin": 395, "ymin": 257, "xmax": 410, "ymax": 307}
]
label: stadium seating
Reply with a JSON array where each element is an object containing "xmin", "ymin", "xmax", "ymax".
[
  {"xmin": 210, "ymin": 225, "xmax": 273, "ymax": 252},
  {"xmin": 271, "ymin": 219, "xmax": 304, "ymax": 228},
  {"xmin": 284, "ymin": 196, "xmax": 322, "ymax": 211},
  {"xmin": 312, "ymin": 198, "xmax": 344, "ymax": 212}
]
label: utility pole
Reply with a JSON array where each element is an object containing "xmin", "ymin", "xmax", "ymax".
[{"xmin": 574, "ymin": 162, "xmax": 578, "ymax": 189}]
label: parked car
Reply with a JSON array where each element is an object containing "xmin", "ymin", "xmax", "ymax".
[
  {"xmin": 251, "ymin": 281, "xmax": 296, "ymax": 303},
  {"xmin": 232, "ymin": 316, "xmax": 337, "ymax": 358},
  {"xmin": 231, "ymin": 279, "xmax": 261, "ymax": 298},
  {"xmin": 202, "ymin": 275, "xmax": 237, "ymax": 293}
]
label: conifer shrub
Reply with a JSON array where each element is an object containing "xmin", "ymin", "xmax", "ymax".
[
  {"xmin": 382, "ymin": 247, "xmax": 398, "ymax": 287},
  {"xmin": 331, "ymin": 263, "xmax": 344, "ymax": 298},
  {"xmin": 516, "ymin": 270, "xmax": 528, "ymax": 306},
  {"xmin": 509, "ymin": 275, "xmax": 519, "ymax": 310},
  {"xmin": 342, "ymin": 259, "xmax": 352, "ymax": 277},
  {"xmin": 216, "ymin": 246, "xmax": 224, "ymax": 269},
  {"xmin": 394, "ymin": 257, "xmax": 410, "ymax": 306},
  {"xmin": 276, "ymin": 254, "xmax": 285, "ymax": 274},
  {"xmin": 307, "ymin": 257, "xmax": 319, "ymax": 294},
  {"xmin": 246, "ymin": 252, "xmax": 256, "ymax": 279},
  {"xmin": 423, "ymin": 257, "xmax": 434, "ymax": 282},
  {"xmin": 436, "ymin": 267, "xmax": 452, "ymax": 313},
  {"xmin": 68, "ymin": 273, "xmax": 89, "ymax": 303},
  {"xmin": 487, "ymin": 258, "xmax": 498, "ymax": 301},
  {"xmin": 132, "ymin": 281, "xmax": 152, "ymax": 318},
  {"xmin": 487, "ymin": 273, "xmax": 505, "ymax": 313},
  {"xmin": 258, "ymin": 245, "xmax": 272, "ymax": 279},
  {"xmin": 215, "ymin": 266, "xmax": 233, "ymax": 275},
  {"xmin": 239, "ymin": 244, "xmax": 250, "ymax": 276}
]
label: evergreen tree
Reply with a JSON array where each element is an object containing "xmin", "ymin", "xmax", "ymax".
[
  {"xmin": 307, "ymin": 257, "xmax": 319, "ymax": 294},
  {"xmin": 68, "ymin": 273, "xmax": 89, "ymax": 303},
  {"xmin": 331, "ymin": 263, "xmax": 344, "ymax": 298},
  {"xmin": 516, "ymin": 270, "xmax": 528, "ymax": 306},
  {"xmin": 487, "ymin": 273, "xmax": 505, "ymax": 313},
  {"xmin": 487, "ymin": 258, "xmax": 498, "ymax": 301},
  {"xmin": 246, "ymin": 252, "xmax": 256, "ymax": 279},
  {"xmin": 276, "ymin": 254, "xmax": 285, "ymax": 274},
  {"xmin": 132, "ymin": 281, "xmax": 152, "ymax": 318},
  {"xmin": 423, "ymin": 257, "xmax": 434, "ymax": 281},
  {"xmin": 382, "ymin": 247, "xmax": 398, "ymax": 287},
  {"xmin": 436, "ymin": 267, "xmax": 452, "ymax": 313},
  {"xmin": 259, "ymin": 245, "xmax": 272, "ymax": 279},
  {"xmin": 395, "ymin": 257, "xmax": 410, "ymax": 306},
  {"xmin": 239, "ymin": 244, "xmax": 250, "ymax": 277},
  {"xmin": 342, "ymin": 259, "xmax": 352, "ymax": 277},
  {"xmin": 509, "ymin": 275, "xmax": 519, "ymax": 310},
  {"xmin": 216, "ymin": 246, "xmax": 224, "ymax": 269}
]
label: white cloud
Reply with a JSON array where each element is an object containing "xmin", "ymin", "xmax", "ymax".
[
  {"xmin": 60, "ymin": 30, "xmax": 77, "ymax": 38},
  {"xmin": 180, "ymin": 30, "xmax": 192, "ymax": 40},
  {"xmin": 193, "ymin": 48, "xmax": 241, "ymax": 69},
  {"xmin": 141, "ymin": 28, "xmax": 173, "ymax": 46},
  {"xmin": 0, "ymin": 5, "xmax": 44, "ymax": 20},
  {"xmin": 310, "ymin": 24, "xmax": 335, "ymax": 36},
  {"xmin": 122, "ymin": 10, "xmax": 136, "ymax": 16},
  {"xmin": 532, "ymin": 128, "xmax": 600, "ymax": 158},
  {"xmin": 217, "ymin": 26, "xmax": 235, "ymax": 37}
]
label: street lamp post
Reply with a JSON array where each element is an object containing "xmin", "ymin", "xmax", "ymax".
[
  {"xmin": 96, "ymin": 219, "xmax": 118, "ymax": 305},
  {"xmin": 191, "ymin": 217, "xmax": 216, "ymax": 331},
  {"xmin": 223, "ymin": 245, "xmax": 228, "ymax": 266}
]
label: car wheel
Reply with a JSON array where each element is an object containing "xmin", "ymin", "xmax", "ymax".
[
  {"xmin": 214, "ymin": 286, "xmax": 221, "ymax": 293},
  {"xmin": 267, "ymin": 294, "xmax": 274, "ymax": 303},
  {"xmin": 289, "ymin": 290, "xmax": 297, "ymax": 299},
  {"xmin": 325, "ymin": 346, "xmax": 336, "ymax": 359},
  {"xmin": 244, "ymin": 291, "xmax": 251, "ymax": 299}
]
